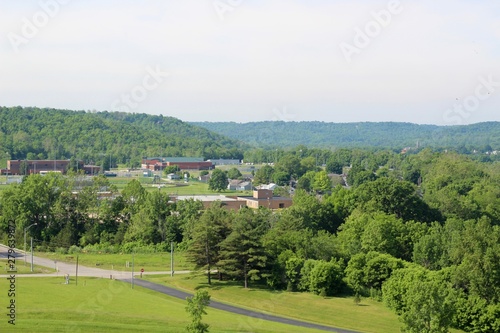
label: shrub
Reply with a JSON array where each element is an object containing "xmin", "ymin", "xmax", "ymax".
[{"xmin": 68, "ymin": 245, "xmax": 82, "ymax": 254}]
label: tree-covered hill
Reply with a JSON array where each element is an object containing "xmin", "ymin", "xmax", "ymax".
[
  {"xmin": 192, "ymin": 121, "xmax": 500, "ymax": 150},
  {"xmin": 0, "ymin": 106, "xmax": 245, "ymax": 167}
]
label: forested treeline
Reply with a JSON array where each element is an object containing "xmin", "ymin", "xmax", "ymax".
[
  {"xmin": 193, "ymin": 120, "xmax": 500, "ymax": 150},
  {"xmin": 0, "ymin": 106, "xmax": 245, "ymax": 168},
  {"xmin": 1, "ymin": 149, "xmax": 500, "ymax": 332}
]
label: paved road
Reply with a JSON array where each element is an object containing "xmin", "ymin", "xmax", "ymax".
[
  {"xmin": 0, "ymin": 245, "xmax": 180, "ymax": 278},
  {"xmin": 119, "ymin": 278, "xmax": 361, "ymax": 333}
]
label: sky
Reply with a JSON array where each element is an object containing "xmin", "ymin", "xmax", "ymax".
[{"xmin": 1, "ymin": 0, "xmax": 499, "ymax": 125}]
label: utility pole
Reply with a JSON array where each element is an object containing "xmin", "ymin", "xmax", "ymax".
[
  {"xmin": 131, "ymin": 252, "xmax": 135, "ymax": 289},
  {"xmin": 24, "ymin": 223, "xmax": 37, "ymax": 265},
  {"xmin": 30, "ymin": 237, "xmax": 34, "ymax": 272},
  {"xmin": 75, "ymin": 255, "xmax": 79, "ymax": 286},
  {"xmin": 170, "ymin": 242, "xmax": 174, "ymax": 277}
]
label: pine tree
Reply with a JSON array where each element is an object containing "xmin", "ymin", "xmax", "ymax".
[{"xmin": 218, "ymin": 208, "xmax": 269, "ymax": 288}]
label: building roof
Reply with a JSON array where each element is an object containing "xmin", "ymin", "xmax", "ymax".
[
  {"xmin": 255, "ymin": 183, "xmax": 278, "ymax": 190},
  {"xmin": 239, "ymin": 196, "xmax": 292, "ymax": 202},
  {"xmin": 144, "ymin": 157, "xmax": 205, "ymax": 163},
  {"xmin": 175, "ymin": 195, "xmax": 241, "ymax": 202}
]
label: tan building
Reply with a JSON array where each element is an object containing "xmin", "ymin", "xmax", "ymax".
[
  {"xmin": 238, "ymin": 189, "xmax": 292, "ymax": 209},
  {"xmin": 171, "ymin": 195, "xmax": 247, "ymax": 211},
  {"xmin": 171, "ymin": 189, "xmax": 292, "ymax": 211}
]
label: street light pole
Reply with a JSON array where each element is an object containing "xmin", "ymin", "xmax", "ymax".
[{"xmin": 24, "ymin": 223, "xmax": 37, "ymax": 265}]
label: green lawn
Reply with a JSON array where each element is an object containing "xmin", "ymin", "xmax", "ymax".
[
  {"xmin": 108, "ymin": 176, "xmax": 252, "ymax": 196},
  {"xmin": 0, "ymin": 259, "xmax": 55, "ymax": 274},
  {"xmin": 35, "ymin": 251, "xmax": 195, "ymax": 272},
  {"xmin": 145, "ymin": 274, "xmax": 466, "ymax": 333},
  {"xmin": 0, "ymin": 175, "xmax": 253, "ymax": 196},
  {"xmin": 0, "ymin": 277, "xmax": 327, "ymax": 333}
]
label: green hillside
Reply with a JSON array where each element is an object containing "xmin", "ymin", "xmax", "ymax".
[
  {"xmin": 0, "ymin": 106, "xmax": 245, "ymax": 168},
  {"xmin": 192, "ymin": 121, "xmax": 500, "ymax": 150}
]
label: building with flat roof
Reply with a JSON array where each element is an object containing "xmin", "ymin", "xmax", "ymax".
[
  {"xmin": 142, "ymin": 157, "xmax": 213, "ymax": 171},
  {"xmin": 172, "ymin": 189, "xmax": 292, "ymax": 211},
  {"xmin": 208, "ymin": 159, "xmax": 241, "ymax": 165},
  {"xmin": 171, "ymin": 195, "xmax": 246, "ymax": 211},
  {"xmin": 6, "ymin": 160, "xmax": 100, "ymax": 175}
]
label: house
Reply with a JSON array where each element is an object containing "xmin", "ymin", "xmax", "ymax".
[
  {"xmin": 227, "ymin": 179, "xmax": 252, "ymax": 191},
  {"xmin": 198, "ymin": 174, "xmax": 211, "ymax": 183},
  {"xmin": 167, "ymin": 173, "xmax": 180, "ymax": 180}
]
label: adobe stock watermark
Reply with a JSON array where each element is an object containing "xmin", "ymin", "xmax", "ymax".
[
  {"xmin": 213, "ymin": 0, "xmax": 244, "ymax": 21},
  {"xmin": 339, "ymin": 0, "xmax": 403, "ymax": 64},
  {"xmin": 256, "ymin": 106, "xmax": 296, "ymax": 146},
  {"xmin": 443, "ymin": 75, "xmax": 499, "ymax": 125},
  {"xmin": 7, "ymin": 0, "xmax": 71, "ymax": 53},
  {"xmin": 111, "ymin": 66, "xmax": 169, "ymax": 112},
  {"xmin": 64, "ymin": 280, "xmax": 126, "ymax": 333}
]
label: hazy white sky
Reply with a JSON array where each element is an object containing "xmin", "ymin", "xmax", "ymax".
[{"xmin": 1, "ymin": 0, "xmax": 499, "ymax": 125}]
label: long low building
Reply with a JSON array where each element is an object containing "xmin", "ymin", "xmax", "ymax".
[
  {"xmin": 142, "ymin": 157, "xmax": 214, "ymax": 171},
  {"xmin": 171, "ymin": 189, "xmax": 292, "ymax": 211},
  {"xmin": 6, "ymin": 160, "xmax": 100, "ymax": 175}
]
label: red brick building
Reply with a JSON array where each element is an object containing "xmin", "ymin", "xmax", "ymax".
[{"xmin": 6, "ymin": 160, "xmax": 100, "ymax": 175}]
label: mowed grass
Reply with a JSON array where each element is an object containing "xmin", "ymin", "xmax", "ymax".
[
  {"xmin": 35, "ymin": 251, "xmax": 195, "ymax": 272},
  {"xmin": 146, "ymin": 274, "xmax": 466, "ymax": 333},
  {"xmin": 146, "ymin": 275, "xmax": 400, "ymax": 333},
  {"xmin": 144, "ymin": 274, "xmax": 399, "ymax": 333},
  {"xmin": 0, "ymin": 259, "xmax": 55, "ymax": 274},
  {"xmin": 0, "ymin": 277, "xmax": 327, "ymax": 333},
  {"xmin": 108, "ymin": 176, "xmax": 252, "ymax": 196}
]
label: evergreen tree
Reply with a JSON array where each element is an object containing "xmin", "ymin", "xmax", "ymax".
[
  {"xmin": 187, "ymin": 203, "xmax": 232, "ymax": 284},
  {"xmin": 218, "ymin": 208, "xmax": 269, "ymax": 288}
]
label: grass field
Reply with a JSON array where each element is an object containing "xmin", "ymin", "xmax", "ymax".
[
  {"xmin": 0, "ymin": 169, "xmax": 255, "ymax": 196},
  {"xmin": 0, "ymin": 259, "xmax": 55, "ymax": 274},
  {"xmin": 0, "ymin": 277, "xmax": 328, "ymax": 333},
  {"xmin": 145, "ymin": 274, "xmax": 466, "ymax": 333},
  {"xmin": 36, "ymin": 251, "xmax": 195, "ymax": 273},
  {"xmin": 145, "ymin": 274, "xmax": 400, "ymax": 333}
]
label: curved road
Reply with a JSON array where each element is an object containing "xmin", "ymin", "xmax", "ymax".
[
  {"xmin": 119, "ymin": 279, "xmax": 360, "ymax": 333},
  {"xmin": 1, "ymin": 245, "xmax": 361, "ymax": 333},
  {"xmin": 118, "ymin": 278, "xmax": 361, "ymax": 333}
]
